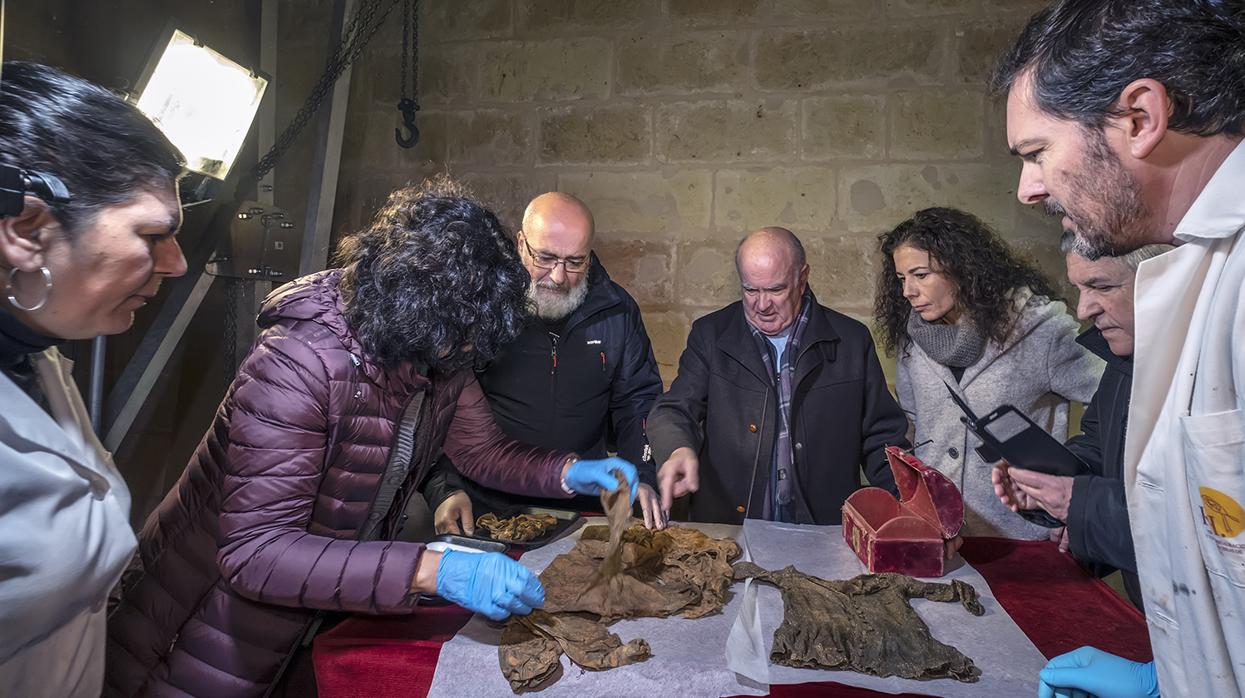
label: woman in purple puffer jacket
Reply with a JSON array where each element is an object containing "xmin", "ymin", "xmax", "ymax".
[{"xmin": 104, "ymin": 177, "xmax": 638, "ymax": 697}]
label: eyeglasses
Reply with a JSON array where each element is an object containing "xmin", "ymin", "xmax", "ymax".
[{"xmin": 520, "ymin": 235, "xmax": 589, "ymax": 274}]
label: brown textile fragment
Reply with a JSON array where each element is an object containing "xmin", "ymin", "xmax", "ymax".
[
  {"xmin": 498, "ymin": 479, "xmax": 740, "ymax": 691},
  {"xmin": 500, "ymin": 614, "xmax": 563, "ymax": 691},
  {"xmin": 477, "ymin": 512, "xmax": 558, "ymax": 542},
  {"xmin": 542, "ymin": 523, "xmax": 740, "ymax": 620},
  {"xmin": 733, "ymin": 561, "xmax": 984, "ymax": 683},
  {"xmin": 500, "ymin": 610, "xmax": 652, "ymax": 693},
  {"xmin": 584, "ymin": 472, "xmax": 632, "ymax": 593}
]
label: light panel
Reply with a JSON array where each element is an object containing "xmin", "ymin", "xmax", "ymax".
[{"xmin": 136, "ymin": 30, "xmax": 267, "ymax": 179}]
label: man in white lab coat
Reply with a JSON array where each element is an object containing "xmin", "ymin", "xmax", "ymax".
[{"xmin": 990, "ymin": 2, "xmax": 1245, "ymax": 697}]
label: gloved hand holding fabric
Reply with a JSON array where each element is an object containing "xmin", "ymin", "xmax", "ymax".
[
  {"xmin": 1037, "ymin": 646, "xmax": 1159, "ymax": 698},
  {"xmin": 564, "ymin": 456, "xmax": 639, "ymax": 502},
  {"xmin": 435, "ymin": 550, "xmax": 544, "ymax": 621}
]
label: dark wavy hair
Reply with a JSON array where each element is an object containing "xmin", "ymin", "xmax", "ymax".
[
  {"xmin": 0, "ymin": 61, "xmax": 184, "ymax": 238},
  {"xmin": 874, "ymin": 208, "xmax": 1062, "ymax": 357},
  {"xmin": 990, "ymin": 0, "xmax": 1245, "ymax": 137},
  {"xmin": 335, "ymin": 176, "xmax": 530, "ymax": 372}
]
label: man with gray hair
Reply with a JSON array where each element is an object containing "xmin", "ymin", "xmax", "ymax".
[
  {"xmin": 994, "ymin": 235, "xmax": 1171, "ymax": 609},
  {"xmin": 648, "ymin": 226, "xmax": 908, "ymax": 524}
]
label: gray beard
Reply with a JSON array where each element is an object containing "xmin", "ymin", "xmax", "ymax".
[
  {"xmin": 527, "ymin": 278, "xmax": 589, "ymax": 321},
  {"xmin": 1048, "ymin": 129, "xmax": 1150, "ymax": 259}
]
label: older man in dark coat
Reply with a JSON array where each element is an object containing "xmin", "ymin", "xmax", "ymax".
[
  {"xmin": 993, "ymin": 238, "xmax": 1171, "ymax": 609},
  {"xmin": 648, "ymin": 227, "xmax": 909, "ymax": 525}
]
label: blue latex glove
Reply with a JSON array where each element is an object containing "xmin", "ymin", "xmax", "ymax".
[
  {"xmin": 435, "ymin": 550, "xmax": 543, "ymax": 621},
  {"xmin": 564, "ymin": 456, "xmax": 639, "ymax": 503},
  {"xmin": 1037, "ymin": 647, "xmax": 1159, "ymax": 698}
]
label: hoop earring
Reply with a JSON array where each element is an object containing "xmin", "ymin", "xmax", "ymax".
[{"xmin": 6, "ymin": 266, "xmax": 53, "ymax": 313}]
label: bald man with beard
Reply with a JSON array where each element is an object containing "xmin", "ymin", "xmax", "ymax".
[
  {"xmin": 423, "ymin": 193, "xmax": 667, "ymax": 531},
  {"xmin": 648, "ymin": 227, "xmax": 908, "ymax": 524}
]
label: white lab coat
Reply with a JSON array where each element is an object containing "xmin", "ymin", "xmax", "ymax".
[
  {"xmin": 0, "ymin": 348, "xmax": 136, "ymax": 698},
  {"xmin": 1127, "ymin": 140, "xmax": 1245, "ymax": 697}
]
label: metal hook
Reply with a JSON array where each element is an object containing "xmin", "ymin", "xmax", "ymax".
[{"xmin": 395, "ymin": 98, "xmax": 420, "ymax": 149}]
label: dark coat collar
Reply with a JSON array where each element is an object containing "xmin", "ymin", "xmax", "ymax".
[
  {"xmin": 1076, "ymin": 326, "xmax": 1132, "ymax": 377},
  {"xmin": 716, "ymin": 290, "xmax": 842, "ymax": 384},
  {"xmin": 558, "ymin": 254, "xmax": 622, "ymax": 333}
]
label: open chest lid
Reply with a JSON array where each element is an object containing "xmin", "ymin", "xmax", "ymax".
[{"xmin": 884, "ymin": 445, "xmax": 964, "ymax": 539}]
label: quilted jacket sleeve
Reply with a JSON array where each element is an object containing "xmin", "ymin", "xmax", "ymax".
[
  {"xmin": 442, "ymin": 374, "xmax": 572, "ymax": 499},
  {"xmin": 216, "ymin": 331, "xmax": 424, "ymax": 614}
]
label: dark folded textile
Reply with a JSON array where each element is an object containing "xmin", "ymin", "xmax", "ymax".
[{"xmin": 734, "ymin": 562, "xmax": 984, "ymax": 683}]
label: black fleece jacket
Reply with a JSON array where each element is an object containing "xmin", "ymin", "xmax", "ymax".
[{"xmin": 422, "ymin": 258, "xmax": 662, "ymax": 513}]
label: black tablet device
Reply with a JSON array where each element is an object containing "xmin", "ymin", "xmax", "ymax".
[{"xmin": 944, "ymin": 382, "xmax": 1088, "ymax": 528}]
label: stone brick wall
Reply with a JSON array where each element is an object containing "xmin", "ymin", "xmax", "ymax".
[{"xmin": 330, "ymin": 0, "xmax": 1067, "ymax": 383}]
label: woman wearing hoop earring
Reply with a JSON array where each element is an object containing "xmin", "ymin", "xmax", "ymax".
[{"xmin": 0, "ymin": 62, "xmax": 187, "ymax": 698}]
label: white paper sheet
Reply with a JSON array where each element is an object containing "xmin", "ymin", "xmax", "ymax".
[
  {"xmin": 427, "ymin": 521, "xmax": 767, "ymax": 698},
  {"xmin": 727, "ymin": 520, "xmax": 1048, "ymax": 697}
]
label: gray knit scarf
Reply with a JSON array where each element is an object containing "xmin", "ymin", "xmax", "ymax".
[{"xmin": 905, "ymin": 309, "xmax": 986, "ymax": 368}]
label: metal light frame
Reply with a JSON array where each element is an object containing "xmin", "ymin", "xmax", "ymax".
[{"xmin": 134, "ymin": 27, "xmax": 269, "ymax": 180}]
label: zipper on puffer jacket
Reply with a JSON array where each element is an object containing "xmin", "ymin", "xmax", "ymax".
[{"xmin": 361, "ymin": 391, "xmax": 427, "ymax": 542}]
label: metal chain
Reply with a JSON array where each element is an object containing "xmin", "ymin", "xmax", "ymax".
[
  {"xmin": 236, "ymin": 0, "xmax": 401, "ymax": 199},
  {"xmin": 399, "ymin": 0, "xmax": 410, "ymax": 100},
  {"xmin": 398, "ymin": 0, "xmax": 419, "ymax": 100},
  {"xmin": 223, "ymin": 278, "xmax": 239, "ymax": 394},
  {"xmin": 394, "ymin": 0, "xmax": 420, "ymax": 147},
  {"xmin": 418, "ymin": 0, "xmax": 423, "ymax": 102}
]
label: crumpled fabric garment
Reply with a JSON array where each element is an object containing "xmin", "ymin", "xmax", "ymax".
[
  {"xmin": 498, "ymin": 480, "xmax": 740, "ymax": 691},
  {"xmin": 477, "ymin": 512, "xmax": 558, "ymax": 542},
  {"xmin": 499, "ymin": 610, "xmax": 652, "ymax": 691},
  {"xmin": 583, "ymin": 473, "xmax": 632, "ymax": 593},
  {"xmin": 542, "ymin": 523, "xmax": 740, "ymax": 620},
  {"xmin": 734, "ymin": 561, "xmax": 984, "ymax": 683}
]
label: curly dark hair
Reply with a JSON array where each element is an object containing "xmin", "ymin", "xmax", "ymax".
[
  {"xmin": 990, "ymin": 0, "xmax": 1245, "ymax": 137},
  {"xmin": 874, "ymin": 207, "xmax": 1062, "ymax": 357},
  {"xmin": 334, "ymin": 176, "xmax": 529, "ymax": 372}
]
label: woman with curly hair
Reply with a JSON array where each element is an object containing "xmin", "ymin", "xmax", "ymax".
[
  {"xmin": 105, "ymin": 177, "xmax": 639, "ymax": 698},
  {"xmin": 875, "ymin": 207, "xmax": 1102, "ymax": 540}
]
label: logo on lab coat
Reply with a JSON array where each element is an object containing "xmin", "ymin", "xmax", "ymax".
[{"xmin": 1199, "ymin": 487, "xmax": 1245, "ymax": 538}]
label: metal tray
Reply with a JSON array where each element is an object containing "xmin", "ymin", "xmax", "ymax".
[
  {"xmin": 427, "ymin": 533, "xmax": 509, "ymax": 555},
  {"xmin": 469, "ymin": 505, "xmax": 584, "ymax": 549}
]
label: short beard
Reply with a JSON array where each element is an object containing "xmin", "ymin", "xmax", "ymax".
[
  {"xmin": 1049, "ymin": 128, "xmax": 1150, "ymax": 259},
  {"xmin": 527, "ymin": 277, "xmax": 589, "ymax": 321}
]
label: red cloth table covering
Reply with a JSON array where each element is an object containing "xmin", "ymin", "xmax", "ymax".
[{"xmin": 313, "ymin": 537, "xmax": 1151, "ymax": 697}]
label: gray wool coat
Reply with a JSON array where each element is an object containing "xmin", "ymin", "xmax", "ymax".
[{"xmin": 895, "ymin": 292, "xmax": 1105, "ymax": 539}]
